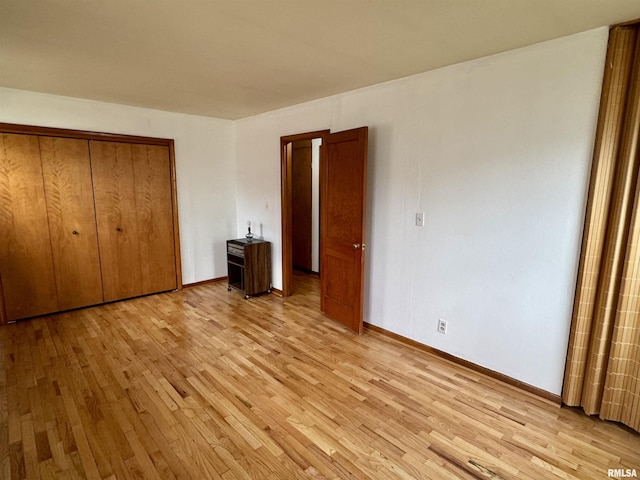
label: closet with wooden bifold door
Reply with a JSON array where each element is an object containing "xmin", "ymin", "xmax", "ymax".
[
  {"xmin": 90, "ymin": 140, "xmax": 177, "ymax": 302},
  {"xmin": 0, "ymin": 124, "xmax": 181, "ymax": 324},
  {"xmin": 0, "ymin": 133, "xmax": 60, "ymax": 320},
  {"xmin": 40, "ymin": 136, "xmax": 104, "ymax": 311}
]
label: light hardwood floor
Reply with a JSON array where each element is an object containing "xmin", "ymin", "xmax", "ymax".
[{"xmin": 0, "ymin": 273, "xmax": 638, "ymax": 479}]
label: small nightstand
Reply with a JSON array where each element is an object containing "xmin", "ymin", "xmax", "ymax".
[{"xmin": 226, "ymin": 239, "xmax": 271, "ymax": 299}]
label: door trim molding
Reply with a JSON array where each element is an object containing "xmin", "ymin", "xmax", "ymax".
[
  {"xmin": 0, "ymin": 122, "xmax": 183, "ymax": 292},
  {"xmin": 280, "ymin": 130, "xmax": 329, "ymax": 297}
]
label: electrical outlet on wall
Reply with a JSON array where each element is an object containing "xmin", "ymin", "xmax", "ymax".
[{"xmin": 438, "ymin": 319, "xmax": 448, "ymax": 334}]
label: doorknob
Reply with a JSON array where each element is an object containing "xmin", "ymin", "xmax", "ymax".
[
  {"xmin": 352, "ymin": 243, "xmax": 361, "ymax": 249},
  {"xmin": 116, "ymin": 227, "xmax": 122, "ymax": 232},
  {"xmin": 72, "ymin": 230, "xmax": 78, "ymax": 235}
]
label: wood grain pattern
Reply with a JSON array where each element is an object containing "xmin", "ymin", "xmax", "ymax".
[
  {"xmin": 91, "ymin": 142, "xmax": 176, "ymax": 302},
  {"xmin": 321, "ymin": 127, "xmax": 368, "ymax": 333},
  {"xmin": 0, "ymin": 134, "xmax": 58, "ymax": 321},
  {"xmin": 90, "ymin": 141, "xmax": 143, "ymax": 302},
  {"xmin": 40, "ymin": 136, "xmax": 104, "ymax": 311},
  {"xmin": 244, "ymin": 241, "xmax": 271, "ymax": 296},
  {"xmin": 0, "ymin": 276, "xmax": 6, "ymax": 326},
  {"xmin": 227, "ymin": 239, "xmax": 271, "ymax": 297},
  {"xmin": 0, "ymin": 124, "xmax": 182, "ymax": 323},
  {"xmin": 0, "ymin": 122, "xmax": 182, "ymax": 297},
  {"xmin": 131, "ymin": 144, "xmax": 177, "ymax": 296},
  {"xmin": 1, "ymin": 273, "xmax": 637, "ymax": 479},
  {"xmin": 0, "ymin": 122, "xmax": 173, "ymax": 146},
  {"xmin": 292, "ymin": 139, "xmax": 313, "ymax": 271}
]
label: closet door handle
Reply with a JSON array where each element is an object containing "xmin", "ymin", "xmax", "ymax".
[
  {"xmin": 72, "ymin": 230, "xmax": 78, "ymax": 235},
  {"xmin": 116, "ymin": 227, "xmax": 122, "ymax": 232}
]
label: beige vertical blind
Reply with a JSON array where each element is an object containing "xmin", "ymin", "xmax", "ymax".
[{"xmin": 563, "ymin": 25, "xmax": 640, "ymax": 432}]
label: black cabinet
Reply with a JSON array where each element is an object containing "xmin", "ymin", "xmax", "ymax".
[{"xmin": 227, "ymin": 239, "xmax": 271, "ymax": 299}]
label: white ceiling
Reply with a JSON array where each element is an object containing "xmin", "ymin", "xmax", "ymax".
[{"xmin": 2, "ymin": 1, "xmax": 640, "ymax": 120}]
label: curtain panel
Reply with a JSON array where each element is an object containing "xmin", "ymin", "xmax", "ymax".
[{"xmin": 563, "ymin": 25, "xmax": 640, "ymax": 433}]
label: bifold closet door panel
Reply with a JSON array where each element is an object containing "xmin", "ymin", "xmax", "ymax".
[
  {"xmin": 131, "ymin": 144, "xmax": 177, "ymax": 295},
  {"xmin": 0, "ymin": 133, "xmax": 59, "ymax": 320},
  {"xmin": 40, "ymin": 137, "xmax": 104, "ymax": 310},
  {"xmin": 90, "ymin": 141, "xmax": 176, "ymax": 302},
  {"xmin": 90, "ymin": 141, "xmax": 143, "ymax": 302}
]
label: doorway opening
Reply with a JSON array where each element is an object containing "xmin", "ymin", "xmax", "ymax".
[
  {"xmin": 280, "ymin": 130, "xmax": 328, "ymax": 297},
  {"xmin": 281, "ymin": 127, "xmax": 368, "ymax": 334}
]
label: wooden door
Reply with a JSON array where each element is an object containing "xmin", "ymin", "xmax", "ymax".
[
  {"xmin": 90, "ymin": 141, "xmax": 176, "ymax": 302},
  {"xmin": 292, "ymin": 140, "xmax": 313, "ymax": 271},
  {"xmin": 320, "ymin": 127, "xmax": 368, "ymax": 333},
  {"xmin": 40, "ymin": 137, "xmax": 103, "ymax": 310},
  {"xmin": 131, "ymin": 144, "xmax": 177, "ymax": 295},
  {"xmin": 91, "ymin": 141, "xmax": 143, "ymax": 301},
  {"xmin": 0, "ymin": 133, "xmax": 59, "ymax": 320}
]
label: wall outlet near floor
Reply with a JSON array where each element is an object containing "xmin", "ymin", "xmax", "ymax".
[{"xmin": 438, "ymin": 319, "xmax": 448, "ymax": 334}]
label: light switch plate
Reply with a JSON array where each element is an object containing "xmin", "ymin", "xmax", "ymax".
[{"xmin": 416, "ymin": 212, "xmax": 424, "ymax": 227}]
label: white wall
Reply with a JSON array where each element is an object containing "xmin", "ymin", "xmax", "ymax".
[
  {"xmin": 234, "ymin": 28, "xmax": 609, "ymax": 395},
  {"xmin": 0, "ymin": 87, "xmax": 236, "ymax": 285},
  {"xmin": 311, "ymin": 138, "xmax": 321, "ymax": 272}
]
